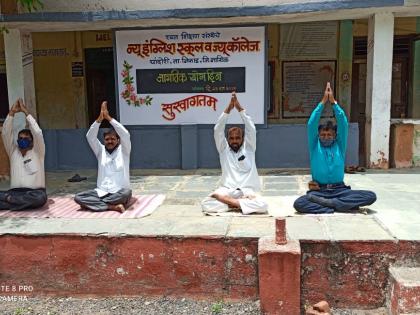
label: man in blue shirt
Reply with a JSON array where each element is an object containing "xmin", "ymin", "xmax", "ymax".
[{"xmin": 293, "ymin": 82, "xmax": 376, "ymax": 214}]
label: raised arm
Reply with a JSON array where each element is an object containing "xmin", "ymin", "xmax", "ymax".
[
  {"xmin": 329, "ymin": 85, "xmax": 348, "ymax": 154},
  {"xmin": 214, "ymin": 113, "xmax": 229, "ymax": 153},
  {"xmin": 19, "ymin": 99, "xmax": 45, "ymax": 157},
  {"xmin": 26, "ymin": 115, "xmax": 45, "ymax": 157},
  {"xmin": 307, "ymin": 103, "xmax": 324, "ymax": 149},
  {"xmin": 234, "ymin": 94, "xmax": 256, "ymax": 152},
  {"xmin": 86, "ymin": 120, "xmax": 102, "ymax": 157},
  {"xmin": 308, "ymin": 83, "xmax": 330, "ymax": 149},
  {"xmin": 1, "ymin": 114, "xmax": 15, "ymax": 157},
  {"xmin": 110, "ymin": 118, "xmax": 131, "ymax": 155},
  {"xmin": 2, "ymin": 99, "xmax": 22, "ymax": 156}
]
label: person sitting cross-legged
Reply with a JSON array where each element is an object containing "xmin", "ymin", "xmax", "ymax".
[
  {"xmin": 201, "ymin": 92, "xmax": 268, "ymax": 215},
  {"xmin": 74, "ymin": 101, "xmax": 132, "ymax": 213},
  {"xmin": 0, "ymin": 98, "xmax": 47, "ymax": 211},
  {"xmin": 293, "ymin": 82, "xmax": 377, "ymax": 214}
]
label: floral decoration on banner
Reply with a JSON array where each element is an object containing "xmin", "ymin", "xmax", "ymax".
[{"xmin": 121, "ymin": 60, "xmax": 152, "ymax": 106}]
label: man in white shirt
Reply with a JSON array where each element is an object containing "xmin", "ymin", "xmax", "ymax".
[
  {"xmin": 201, "ymin": 93, "xmax": 267, "ymax": 214},
  {"xmin": 0, "ymin": 98, "xmax": 47, "ymax": 211},
  {"xmin": 74, "ymin": 102, "xmax": 131, "ymax": 213}
]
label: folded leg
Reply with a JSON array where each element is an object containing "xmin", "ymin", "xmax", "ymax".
[
  {"xmin": 293, "ymin": 194, "xmax": 334, "ymax": 214},
  {"xmin": 332, "ymin": 189, "xmax": 377, "ymax": 212},
  {"xmin": 5, "ymin": 188, "xmax": 47, "ymax": 211},
  {"xmin": 102, "ymin": 188, "xmax": 132, "ymax": 206},
  {"xmin": 239, "ymin": 196, "xmax": 268, "ymax": 214},
  {"xmin": 74, "ymin": 189, "xmax": 108, "ymax": 212}
]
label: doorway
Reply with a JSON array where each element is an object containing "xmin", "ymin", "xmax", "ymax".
[
  {"xmin": 0, "ymin": 73, "xmax": 9, "ymax": 120},
  {"xmin": 85, "ymin": 47, "xmax": 116, "ymax": 127},
  {"xmin": 351, "ymin": 37, "xmax": 410, "ymax": 166}
]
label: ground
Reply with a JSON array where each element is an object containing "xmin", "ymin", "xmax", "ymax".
[{"xmin": 0, "ymin": 168, "xmax": 419, "ymax": 314}]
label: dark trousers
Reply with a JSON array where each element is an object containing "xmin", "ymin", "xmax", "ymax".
[
  {"xmin": 74, "ymin": 188, "xmax": 132, "ymax": 212},
  {"xmin": 0, "ymin": 188, "xmax": 48, "ymax": 211},
  {"xmin": 293, "ymin": 185, "xmax": 377, "ymax": 214}
]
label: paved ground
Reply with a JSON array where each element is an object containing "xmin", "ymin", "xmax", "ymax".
[{"xmin": 0, "ymin": 168, "xmax": 419, "ymax": 241}]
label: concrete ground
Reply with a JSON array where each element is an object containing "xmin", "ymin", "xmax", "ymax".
[{"xmin": 0, "ymin": 168, "xmax": 419, "ymax": 242}]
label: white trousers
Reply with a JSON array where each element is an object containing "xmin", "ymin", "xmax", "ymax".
[{"xmin": 201, "ymin": 187, "xmax": 268, "ymax": 214}]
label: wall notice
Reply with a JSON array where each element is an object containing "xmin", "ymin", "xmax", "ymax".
[
  {"xmin": 282, "ymin": 61, "xmax": 336, "ymax": 118},
  {"xmin": 115, "ymin": 26, "xmax": 266, "ymax": 125},
  {"xmin": 280, "ymin": 21, "xmax": 338, "ymax": 60}
]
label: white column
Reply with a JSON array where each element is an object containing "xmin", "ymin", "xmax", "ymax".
[
  {"xmin": 365, "ymin": 13, "xmax": 394, "ymax": 169},
  {"xmin": 3, "ymin": 29, "xmax": 37, "ymax": 129}
]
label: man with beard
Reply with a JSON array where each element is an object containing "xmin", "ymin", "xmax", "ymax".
[
  {"xmin": 74, "ymin": 101, "xmax": 132, "ymax": 212},
  {"xmin": 201, "ymin": 92, "xmax": 267, "ymax": 214},
  {"xmin": 0, "ymin": 98, "xmax": 47, "ymax": 210},
  {"xmin": 293, "ymin": 82, "xmax": 376, "ymax": 214}
]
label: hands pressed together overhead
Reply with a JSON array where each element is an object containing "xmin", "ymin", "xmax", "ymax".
[
  {"xmin": 224, "ymin": 92, "xmax": 244, "ymax": 114},
  {"xmin": 321, "ymin": 82, "xmax": 336, "ymax": 105},
  {"xmin": 9, "ymin": 98, "xmax": 29, "ymax": 117},
  {"xmin": 96, "ymin": 101, "xmax": 112, "ymax": 123}
]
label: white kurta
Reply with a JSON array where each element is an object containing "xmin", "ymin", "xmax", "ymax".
[
  {"xmin": 1, "ymin": 114, "xmax": 45, "ymax": 189},
  {"xmin": 86, "ymin": 119, "xmax": 131, "ymax": 197},
  {"xmin": 201, "ymin": 110, "xmax": 267, "ymax": 214}
]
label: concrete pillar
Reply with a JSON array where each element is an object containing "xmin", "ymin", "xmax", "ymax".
[
  {"xmin": 258, "ymin": 237, "xmax": 301, "ymax": 315},
  {"xmin": 410, "ymin": 18, "xmax": 420, "ymax": 119},
  {"xmin": 3, "ymin": 29, "xmax": 37, "ymax": 131},
  {"xmin": 365, "ymin": 13, "xmax": 394, "ymax": 169},
  {"xmin": 338, "ymin": 20, "xmax": 353, "ymax": 117}
]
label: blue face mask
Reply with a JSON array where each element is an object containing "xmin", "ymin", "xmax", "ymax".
[
  {"xmin": 320, "ymin": 138, "xmax": 335, "ymax": 147},
  {"xmin": 17, "ymin": 138, "xmax": 32, "ymax": 150}
]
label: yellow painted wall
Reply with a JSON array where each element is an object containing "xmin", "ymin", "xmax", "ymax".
[
  {"xmin": 33, "ymin": 32, "xmax": 84, "ymax": 129},
  {"xmin": 32, "ymin": 30, "xmax": 113, "ymax": 129},
  {"xmin": 353, "ymin": 17, "xmax": 417, "ymax": 37}
]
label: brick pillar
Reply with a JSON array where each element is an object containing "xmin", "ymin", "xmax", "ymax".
[{"xmin": 258, "ymin": 236, "xmax": 301, "ymax": 315}]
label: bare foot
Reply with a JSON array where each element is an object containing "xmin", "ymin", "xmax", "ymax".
[{"xmin": 108, "ymin": 204, "xmax": 125, "ymax": 213}]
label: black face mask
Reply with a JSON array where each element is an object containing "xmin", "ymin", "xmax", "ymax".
[
  {"xmin": 319, "ymin": 138, "xmax": 335, "ymax": 147},
  {"xmin": 106, "ymin": 145, "xmax": 119, "ymax": 154}
]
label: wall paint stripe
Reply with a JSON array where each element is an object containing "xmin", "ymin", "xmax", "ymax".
[{"xmin": 1, "ymin": 0, "xmax": 404, "ymax": 23}]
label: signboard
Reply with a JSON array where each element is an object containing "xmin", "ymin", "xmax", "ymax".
[
  {"xmin": 282, "ymin": 61, "xmax": 336, "ymax": 118},
  {"xmin": 280, "ymin": 21, "xmax": 338, "ymax": 60},
  {"xmin": 71, "ymin": 62, "xmax": 84, "ymax": 77},
  {"xmin": 115, "ymin": 26, "xmax": 266, "ymax": 125}
]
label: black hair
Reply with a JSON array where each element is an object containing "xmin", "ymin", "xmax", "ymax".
[
  {"xmin": 103, "ymin": 128, "xmax": 120, "ymax": 140},
  {"xmin": 18, "ymin": 129, "xmax": 33, "ymax": 141},
  {"xmin": 318, "ymin": 120, "xmax": 337, "ymax": 133}
]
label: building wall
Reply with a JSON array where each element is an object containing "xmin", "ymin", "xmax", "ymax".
[
  {"xmin": 353, "ymin": 17, "xmax": 417, "ymax": 37},
  {"xmin": 42, "ymin": 123, "xmax": 358, "ymax": 170}
]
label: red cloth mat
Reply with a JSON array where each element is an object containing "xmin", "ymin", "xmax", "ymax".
[{"xmin": 0, "ymin": 195, "xmax": 165, "ymax": 218}]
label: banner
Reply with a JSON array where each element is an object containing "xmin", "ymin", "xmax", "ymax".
[{"xmin": 115, "ymin": 26, "xmax": 266, "ymax": 125}]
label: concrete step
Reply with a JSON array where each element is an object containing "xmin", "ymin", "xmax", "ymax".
[{"xmin": 388, "ymin": 266, "xmax": 420, "ymax": 315}]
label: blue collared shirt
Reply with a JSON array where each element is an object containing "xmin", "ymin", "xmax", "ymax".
[{"xmin": 307, "ymin": 102, "xmax": 348, "ymax": 185}]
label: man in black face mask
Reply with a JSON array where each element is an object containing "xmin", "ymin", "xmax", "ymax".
[
  {"xmin": 293, "ymin": 83, "xmax": 376, "ymax": 214},
  {"xmin": 74, "ymin": 101, "xmax": 132, "ymax": 213},
  {"xmin": 0, "ymin": 98, "xmax": 47, "ymax": 211}
]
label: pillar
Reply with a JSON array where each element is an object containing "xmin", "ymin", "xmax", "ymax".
[
  {"xmin": 3, "ymin": 29, "xmax": 37, "ymax": 131},
  {"xmin": 365, "ymin": 13, "xmax": 394, "ymax": 168}
]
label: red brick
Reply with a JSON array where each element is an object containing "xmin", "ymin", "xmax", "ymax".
[{"xmin": 275, "ymin": 217, "xmax": 287, "ymax": 245}]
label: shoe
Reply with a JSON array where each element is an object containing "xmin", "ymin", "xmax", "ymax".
[{"xmin": 68, "ymin": 174, "xmax": 87, "ymax": 182}]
